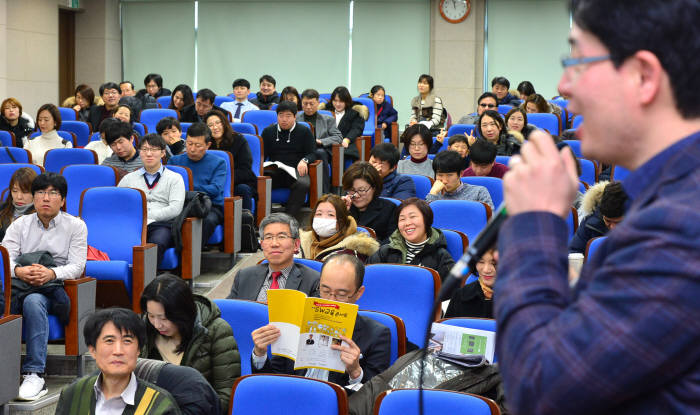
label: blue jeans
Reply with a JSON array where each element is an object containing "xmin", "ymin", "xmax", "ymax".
[
  {"xmin": 234, "ymin": 183, "xmax": 254, "ymax": 211},
  {"xmin": 22, "ymin": 293, "xmax": 50, "ymax": 373}
]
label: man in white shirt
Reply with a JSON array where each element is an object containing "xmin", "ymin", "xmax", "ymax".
[{"xmin": 220, "ymin": 78, "xmax": 259, "ymax": 123}]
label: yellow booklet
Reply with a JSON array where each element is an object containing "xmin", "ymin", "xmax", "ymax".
[{"xmin": 267, "ymin": 289, "xmax": 358, "ymax": 373}]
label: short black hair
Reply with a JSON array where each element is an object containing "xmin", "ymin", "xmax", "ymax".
[
  {"xmin": 517, "ymin": 81, "xmax": 535, "ymax": 97},
  {"xmin": 432, "ymin": 150, "xmax": 465, "ymax": 174},
  {"xmin": 448, "ymin": 135, "xmax": 469, "ymax": 146},
  {"xmin": 144, "ymin": 73, "xmax": 163, "ymax": 88},
  {"xmin": 418, "ymin": 74, "xmax": 434, "ymax": 91},
  {"xmin": 477, "ymin": 92, "xmax": 499, "ymax": 105},
  {"xmin": 105, "ymin": 120, "xmax": 133, "ymax": 146},
  {"xmin": 232, "ymin": 78, "xmax": 250, "ymax": 89},
  {"xmin": 196, "ymin": 88, "xmax": 216, "ymax": 105},
  {"xmin": 99, "ymin": 82, "xmax": 120, "ymax": 97},
  {"xmin": 31, "ymin": 172, "xmax": 67, "ymax": 199},
  {"xmin": 119, "ymin": 81, "xmax": 134, "ymax": 92},
  {"xmin": 301, "ymin": 89, "xmax": 319, "ymax": 100},
  {"xmin": 186, "ymin": 122, "xmax": 211, "ymax": 143},
  {"xmin": 99, "ymin": 117, "xmax": 120, "ymax": 135},
  {"xmin": 491, "ymin": 76, "xmax": 510, "ymax": 89},
  {"xmin": 259, "ymin": 74, "xmax": 276, "ymax": 86},
  {"xmin": 139, "ymin": 133, "xmax": 166, "ymax": 150},
  {"xmin": 396, "ymin": 198, "xmax": 433, "ymax": 233},
  {"xmin": 599, "ymin": 181, "xmax": 627, "ymax": 218},
  {"xmin": 401, "ymin": 124, "xmax": 432, "ymax": 148},
  {"xmin": 370, "ymin": 85, "xmax": 385, "ymax": 95},
  {"xmin": 369, "ymin": 143, "xmax": 400, "ymax": 168},
  {"xmin": 84, "ymin": 308, "xmax": 146, "ymax": 349},
  {"xmin": 156, "ymin": 117, "xmax": 181, "ymax": 135},
  {"xmin": 322, "ymin": 253, "xmax": 366, "ymax": 289},
  {"xmin": 276, "ymin": 100, "xmax": 298, "ymax": 115},
  {"xmin": 469, "ymin": 140, "xmax": 497, "ymax": 165}
]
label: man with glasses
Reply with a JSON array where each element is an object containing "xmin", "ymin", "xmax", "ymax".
[
  {"xmin": 180, "ymin": 88, "xmax": 227, "ymax": 123},
  {"xmin": 119, "ymin": 134, "xmax": 185, "ymax": 267},
  {"xmin": 457, "ymin": 92, "xmax": 499, "ymax": 126},
  {"xmin": 102, "ymin": 120, "xmax": 143, "ymax": 177},
  {"xmin": 227, "ymin": 212, "xmax": 320, "ymax": 301},
  {"xmin": 169, "ymin": 122, "xmax": 226, "ymax": 248},
  {"xmin": 3, "ymin": 173, "xmax": 87, "ymax": 400},
  {"xmin": 250, "ymin": 253, "xmax": 390, "ymax": 388},
  {"xmin": 89, "ymin": 82, "xmax": 122, "ymax": 131}
]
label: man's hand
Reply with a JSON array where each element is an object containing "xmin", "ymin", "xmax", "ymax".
[
  {"xmin": 165, "ymin": 135, "xmax": 181, "ymax": 145},
  {"xmin": 297, "ymin": 160, "xmax": 308, "ymax": 177},
  {"xmin": 332, "ymin": 335, "xmax": 362, "ymax": 379},
  {"xmin": 409, "ymin": 120, "xmax": 417, "ymax": 126},
  {"xmin": 503, "ymin": 131, "xmax": 579, "ymax": 218},
  {"xmin": 342, "ymin": 138, "xmax": 350, "ymax": 148},
  {"xmin": 381, "ymin": 123, "xmax": 387, "ymax": 129},
  {"xmin": 429, "ymin": 180, "xmax": 446, "ymax": 195},
  {"xmin": 251, "ymin": 325, "xmax": 281, "ymax": 357},
  {"xmin": 316, "ymin": 139, "xmax": 323, "ymax": 146},
  {"xmin": 464, "ymin": 130, "xmax": 477, "ymax": 147},
  {"xmin": 17, "ymin": 264, "xmax": 56, "ymax": 286}
]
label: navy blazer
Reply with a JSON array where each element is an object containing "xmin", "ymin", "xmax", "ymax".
[{"xmin": 376, "ymin": 100, "xmax": 398, "ymax": 139}]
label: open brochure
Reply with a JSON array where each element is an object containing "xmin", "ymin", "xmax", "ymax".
[
  {"xmin": 429, "ymin": 322, "xmax": 496, "ymax": 366},
  {"xmin": 263, "ymin": 161, "xmax": 297, "ymax": 180},
  {"xmin": 267, "ymin": 289, "xmax": 358, "ymax": 373}
]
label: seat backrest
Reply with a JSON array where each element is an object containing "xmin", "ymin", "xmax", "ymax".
[
  {"xmin": 58, "ymin": 107, "xmax": 77, "ymax": 121},
  {"xmin": 446, "ymin": 124, "xmax": 475, "ymax": 137},
  {"xmin": 43, "ymin": 148, "xmax": 97, "ymax": 173},
  {"xmin": 0, "ymin": 132, "xmax": 14, "ymax": 147},
  {"xmin": 319, "ymin": 93, "xmax": 332, "ymax": 102},
  {"xmin": 132, "ymin": 122, "xmax": 146, "ymax": 137},
  {"xmin": 215, "ymin": 96, "xmax": 234, "ymax": 107},
  {"xmin": 80, "ymin": 187, "xmax": 145, "ymax": 262},
  {"xmin": 357, "ymin": 264, "xmax": 439, "ymax": 347},
  {"xmin": 527, "ymin": 113, "xmax": 560, "ymax": 135},
  {"xmin": 230, "ymin": 374, "xmax": 348, "ymax": 415},
  {"xmin": 156, "ymin": 96, "xmax": 171, "ymax": 109},
  {"xmin": 206, "ymin": 150, "xmax": 234, "ymax": 197},
  {"xmin": 585, "ymin": 236, "xmax": 607, "ymax": 262},
  {"xmin": 578, "ymin": 158, "xmax": 596, "ymax": 185},
  {"xmin": 379, "ymin": 196, "xmax": 401, "ymax": 206},
  {"xmin": 0, "ymin": 147, "xmax": 31, "ymax": 163},
  {"xmin": 241, "ymin": 110, "xmax": 277, "ymax": 134},
  {"xmin": 494, "ymin": 155, "xmax": 510, "ymax": 166},
  {"xmin": 566, "ymin": 207, "xmax": 578, "ymax": 240},
  {"xmin": 497, "ymin": 105, "xmax": 513, "ymax": 115},
  {"xmin": 232, "ymin": 123, "xmax": 257, "ymax": 135},
  {"xmin": 375, "ymin": 389, "xmax": 500, "ymax": 415},
  {"xmin": 551, "ymin": 98, "xmax": 568, "ymax": 109},
  {"xmin": 611, "ymin": 165, "xmax": 631, "ymax": 181},
  {"xmin": 460, "ymin": 176, "xmax": 503, "ymax": 207},
  {"xmin": 242, "ymin": 134, "xmax": 263, "ymax": 175},
  {"xmin": 440, "ymin": 317, "xmax": 496, "ymax": 332},
  {"xmin": 358, "ymin": 310, "xmax": 406, "ymax": 365},
  {"xmin": 563, "ymin": 140, "xmax": 582, "ymax": 158},
  {"xmin": 430, "ymin": 200, "xmax": 489, "ymax": 246},
  {"xmin": 572, "ymin": 114, "xmax": 583, "ymax": 129},
  {"xmin": 440, "ymin": 229, "xmax": 468, "ymax": 262},
  {"xmin": 60, "ymin": 164, "xmax": 117, "ymax": 215},
  {"xmin": 0, "ymin": 163, "xmax": 43, "ymax": 193},
  {"xmin": 354, "ymin": 97, "xmax": 376, "ymax": 136},
  {"xmin": 60, "ymin": 120, "xmax": 91, "ymax": 147},
  {"xmin": 165, "ymin": 165, "xmax": 193, "ymax": 191},
  {"xmin": 213, "ymin": 299, "xmax": 268, "ymax": 376},
  {"xmin": 356, "ymin": 226, "xmax": 377, "ymax": 239},
  {"xmin": 139, "ymin": 109, "xmax": 178, "ymax": 135},
  {"xmin": 89, "ymin": 132, "xmax": 101, "ymax": 142},
  {"xmin": 406, "ymin": 175, "xmax": 433, "ymax": 200}
]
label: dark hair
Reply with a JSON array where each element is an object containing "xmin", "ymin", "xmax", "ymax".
[
  {"xmin": 156, "ymin": 117, "xmax": 181, "ymax": 135},
  {"xmin": 281, "ymin": 86, "xmax": 302, "ymax": 110},
  {"xmin": 144, "ymin": 73, "xmax": 163, "ymax": 89},
  {"xmin": 75, "ymin": 84, "xmax": 95, "ymax": 108},
  {"xmin": 140, "ymin": 275, "xmax": 197, "ymax": 354},
  {"xmin": 205, "ymin": 110, "xmax": 238, "ymax": 148},
  {"xmin": 232, "ymin": 78, "xmax": 251, "ymax": 89},
  {"xmin": 170, "ymin": 85, "xmax": 195, "ymax": 110},
  {"xmin": 599, "ymin": 181, "xmax": 627, "ymax": 218},
  {"xmin": 525, "ymin": 94, "xmax": 549, "ymax": 113},
  {"xmin": 432, "ymin": 150, "xmax": 465, "ymax": 174},
  {"xmin": 105, "ymin": 120, "xmax": 133, "ymax": 145},
  {"xmin": 572, "ymin": 0, "xmax": 700, "ymax": 118},
  {"xmin": 342, "ymin": 161, "xmax": 383, "ymax": 197},
  {"xmin": 505, "ymin": 107, "xmax": 528, "ymax": 129},
  {"xmin": 99, "ymin": 82, "xmax": 120, "ymax": 97},
  {"xmin": 186, "ymin": 122, "xmax": 211, "ymax": 143},
  {"xmin": 196, "ymin": 88, "xmax": 216, "ymax": 105},
  {"xmin": 330, "ymin": 86, "xmax": 353, "ymax": 111},
  {"xmin": 369, "ymin": 143, "xmax": 400, "ymax": 168},
  {"xmin": 112, "ymin": 104, "xmax": 134, "ymax": 123},
  {"xmin": 516, "ymin": 81, "xmax": 535, "ymax": 97},
  {"xmin": 469, "ymin": 140, "xmax": 498, "ymax": 165},
  {"xmin": 300, "ymin": 89, "xmax": 319, "ymax": 100},
  {"xmin": 139, "ymin": 133, "xmax": 166, "ymax": 150},
  {"xmin": 276, "ymin": 100, "xmax": 298, "ymax": 115},
  {"xmin": 418, "ymin": 74, "xmax": 434, "ymax": 91},
  {"xmin": 370, "ymin": 85, "xmax": 385, "ymax": 96},
  {"xmin": 98, "ymin": 117, "xmax": 120, "ymax": 135},
  {"xmin": 259, "ymin": 74, "xmax": 276, "ymax": 87},
  {"xmin": 477, "ymin": 110, "xmax": 505, "ymax": 139},
  {"xmin": 31, "ymin": 172, "xmax": 67, "ymax": 199},
  {"xmin": 36, "ymin": 104, "xmax": 61, "ymax": 130},
  {"xmin": 448, "ymin": 135, "xmax": 469, "ymax": 146},
  {"xmin": 396, "ymin": 197, "xmax": 433, "ymax": 233},
  {"xmin": 477, "ymin": 92, "xmax": 498, "ymax": 106},
  {"xmin": 84, "ymin": 308, "xmax": 146, "ymax": 349},
  {"xmin": 0, "ymin": 167, "xmax": 37, "ymax": 226},
  {"xmin": 310, "ymin": 194, "xmax": 351, "ymax": 237},
  {"xmin": 491, "ymin": 76, "xmax": 510, "ymax": 89},
  {"xmin": 322, "ymin": 253, "xmax": 365, "ymax": 289},
  {"xmin": 401, "ymin": 124, "xmax": 432, "ymax": 148},
  {"xmin": 119, "ymin": 81, "xmax": 134, "ymax": 93}
]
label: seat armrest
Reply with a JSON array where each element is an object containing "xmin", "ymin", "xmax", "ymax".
[
  {"xmin": 0, "ymin": 315, "xmax": 21, "ymax": 405},
  {"xmin": 374, "ymin": 127, "xmax": 382, "ymax": 148},
  {"xmin": 390, "ymin": 122, "xmax": 399, "ymax": 147},
  {"xmin": 256, "ymin": 176, "xmax": 271, "ymax": 227},
  {"xmin": 180, "ymin": 217, "xmax": 202, "ymax": 280},
  {"xmin": 331, "ymin": 143, "xmax": 345, "ymax": 187},
  {"xmin": 132, "ymin": 243, "xmax": 157, "ymax": 314},
  {"xmin": 308, "ymin": 160, "xmax": 323, "ymax": 208},
  {"xmin": 64, "ymin": 277, "xmax": 96, "ymax": 355},
  {"xmin": 223, "ymin": 196, "xmax": 243, "ymax": 254},
  {"xmin": 356, "ymin": 137, "xmax": 368, "ymax": 161}
]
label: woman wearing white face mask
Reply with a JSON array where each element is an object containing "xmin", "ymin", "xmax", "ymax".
[{"xmin": 299, "ymin": 194, "xmax": 379, "ymax": 262}]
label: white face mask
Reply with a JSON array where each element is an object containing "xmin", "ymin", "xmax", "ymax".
[{"xmin": 312, "ymin": 217, "xmax": 338, "ymax": 238}]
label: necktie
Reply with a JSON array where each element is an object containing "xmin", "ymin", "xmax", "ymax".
[
  {"xmin": 234, "ymin": 103, "xmax": 243, "ymax": 120},
  {"xmin": 269, "ymin": 271, "xmax": 281, "ymax": 290}
]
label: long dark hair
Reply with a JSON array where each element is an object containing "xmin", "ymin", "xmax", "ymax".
[
  {"xmin": 140, "ymin": 275, "xmax": 197, "ymax": 354},
  {"xmin": 206, "ymin": 109, "xmax": 241, "ymax": 150},
  {"xmin": 169, "ymin": 84, "xmax": 194, "ymax": 110},
  {"xmin": 0, "ymin": 167, "xmax": 37, "ymax": 226}
]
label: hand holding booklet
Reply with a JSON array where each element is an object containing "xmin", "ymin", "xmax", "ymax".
[
  {"xmin": 267, "ymin": 289, "xmax": 358, "ymax": 373},
  {"xmin": 429, "ymin": 322, "xmax": 496, "ymax": 366}
]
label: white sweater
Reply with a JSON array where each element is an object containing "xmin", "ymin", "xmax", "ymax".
[
  {"xmin": 84, "ymin": 139, "xmax": 112, "ymax": 164},
  {"xmin": 25, "ymin": 130, "xmax": 72, "ymax": 166},
  {"xmin": 118, "ymin": 166, "xmax": 186, "ymax": 224}
]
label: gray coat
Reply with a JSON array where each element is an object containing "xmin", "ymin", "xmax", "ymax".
[
  {"xmin": 227, "ymin": 263, "xmax": 320, "ymax": 300},
  {"xmin": 296, "ymin": 112, "xmax": 343, "ymax": 147}
]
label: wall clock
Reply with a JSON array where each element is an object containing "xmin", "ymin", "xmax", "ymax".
[{"xmin": 439, "ymin": 0, "xmax": 471, "ymax": 24}]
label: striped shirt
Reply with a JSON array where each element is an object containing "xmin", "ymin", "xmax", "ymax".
[{"xmin": 405, "ymin": 239, "xmax": 428, "ymax": 264}]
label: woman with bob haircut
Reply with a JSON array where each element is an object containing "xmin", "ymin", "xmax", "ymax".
[
  {"xmin": 408, "ymin": 74, "xmax": 445, "ymax": 134},
  {"xmin": 61, "ymin": 84, "xmax": 102, "ymax": 123},
  {"xmin": 445, "ymin": 248, "xmax": 498, "ymax": 318},
  {"xmin": 0, "ymin": 167, "xmax": 37, "ymax": 240},
  {"xmin": 300, "ymin": 194, "xmax": 380, "ymax": 262},
  {"xmin": 26, "ymin": 103, "xmax": 72, "ymax": 166},
  {"xmin": 327, "ymin": 86, "xmax": 363, "ymax": 162},
  {"xmin": 477, "ymin": 110, "xmax": 522, "ymax": 156},
  {"xmin": 140, "ymin": 274, "xmax": 240, "ymax": 413},
  {"xmin": 0, "ymin": 97, "xmax": 34, "ymax": 147},
  {"xmin": 169, "ymin": 84, "xmax": 195, "ymax": 111},
  {"xmin": 397, "ymin": 123, "xmax": 434, "ymax": 177}
]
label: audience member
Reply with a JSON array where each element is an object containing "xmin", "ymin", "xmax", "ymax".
[
  {"xmin": 205, "ymin": 110, "xmax": 257, "ymax": 210},
  {"xmin": 141, "ymin": 275, "xmax": 240, "ymax": 412},
  {"xmin": 328, "ymin": 86, "xmax": 363, "ymax": 163},
  {"xmin": 341, "ymin": 162, "xmax": 397, "ymax": 243},
  {"xmin": 249, "ymin": 74, "xmax": 280, "ymax": 110},
  {"xmin": 119, "ymin": 82, "xmax": 157, "ymax": 115},
  {"xmin": 569, "ymin": 181, "xmax": 627, "ymax": 254},
  {"xmin": 0, "ymin": 167, "xmax": 37, "ymax": 240},
  {"xmin": 220, "ymin": 78, "xmax": 258, "ymax": 122},
  {"xmin": 370, "ymin": 85, "xmax": 398, "ymax": 139},
  {"xmin": 156, "ymin": 117, "xmax": 185, "ymax": 157},
  {"xmin": 461, "ymin": 139, "xmax": 508, "ymax": 179},
  {"xmin": 169, "ymin": 84, "xmax": 195, "ymax": 112},
  {"xmin": 408, "ymin": 74, "xmax": 445, "ymax": 134},
  {"xmin": 396, "ymin": 124, "xmax": 434, "ymax": 177},
  {"xmin": 26, "ymin": 104, "xmax": 72, "ymax": 166},
  {"xmin": 102, "ymin": 120, "xmax": 143, "ymax": 176},
  {"xmin": 112, "ymin": 103, "xmax": 138, "ymax": 131},
  {"xmin": 516, "ymin": 80, "xmax": 535, "ymax": 101},
  {"xmin": 478, "ymin": 110, "xmax": 522, "ymax": 156},
  {"xmin": 119, "ymin": 80, "xmax": 136, "ymax": 97},
  {"xmin": 280, "ymin": 86, "xmax": 302, "ymax": 111},
  {"xmin": 169, "ymin": 122, "xmax": 226, "ymax": 249},
  {"xmin": 85, "ymin": 117, "xmax": 117, "ymax": 163},
  {"xmin": 368, "ymin": 143, "xmax": 416, "ymax": 200},
  {"xmin": 4, "ymin": 173, "xmax": 87, "ymax": 401},
  {"xmin": 251, "ymin": 253, "xmax": 391, "ymax": 387},
  {"xmin": 457, "ymin": 92, "xmax": 498, "ymax": 125},
  {"xmin": 55, "ymin": 308, "xmax": 179, "ymax": 414},
  {"xmin": 426, "ymin": 150, "xmax": 494, "ymax": 208},
  {"xmin": 522, "ymin": 93, "xmax": 564, "ymax": 120},
  {"xmin": 118, "ymin": 134, "xmax": 185, "ymax": 267},
  {"xmin": 88, "ymin": 82, "xmax": 122, "ymax": 131},
  {"xmin": 445, "ymin": 248, "xmax": 498, "ymax": 318},
  {"xmin": 367, "ymin": 198, "xmax": 455, "ymax": 293},
  {"xmin": 228, "ymin": 213, "xmax": 320, "ymax": 301},
  {"xmin": 261, "ymin": 101, "xmax": 316, "ymax": 217},
  {"xmin": 300, "ymin": 194, "xmax": 379, "ymax": 262},
  {"xmin": 180, "ymin": 88, "xmax": 226, "ymax": 123},
  {"xmin": 446, "ymin": 134, "xmax": 473, "ymax": 170},
  {"xmin": 297, "ymin": 88, "xmax": 343, "ymax": 193},
  {"xmin": 505, "ymin": 107, "xmax": 535, "ymax": 141},
  {"xmin": 65, "ymin": 84, "xmax": 100, "ymax": 123},
  {"xmin": 136, "ymin": 73, "xmax": 172, "ymax": 99},
  {"xmin": 491, "ymin": 76, "xmax": 520, "ymax": 106},
  {"xmin": 0, "ymin": 97, "xmax": 34, "ymax": 147}
]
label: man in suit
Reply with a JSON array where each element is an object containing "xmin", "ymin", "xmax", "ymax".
[
  {"xmin": 180, "ymin": 88, "xmax": 227, "ymax": 123},
  {"xmin": 251, "ymin": 253, "xmax": 391, "ymax": 388},
  {"xmin": 227, "ymin": 212, "xmax": 320, "ymax": 301},
  {"xmin": 88, "ymin": 82, "xmax": 122, "ymax": 131},
  {"xmin": 298, "ymin": 88, "xmax": 343, "ymax": 192}
]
